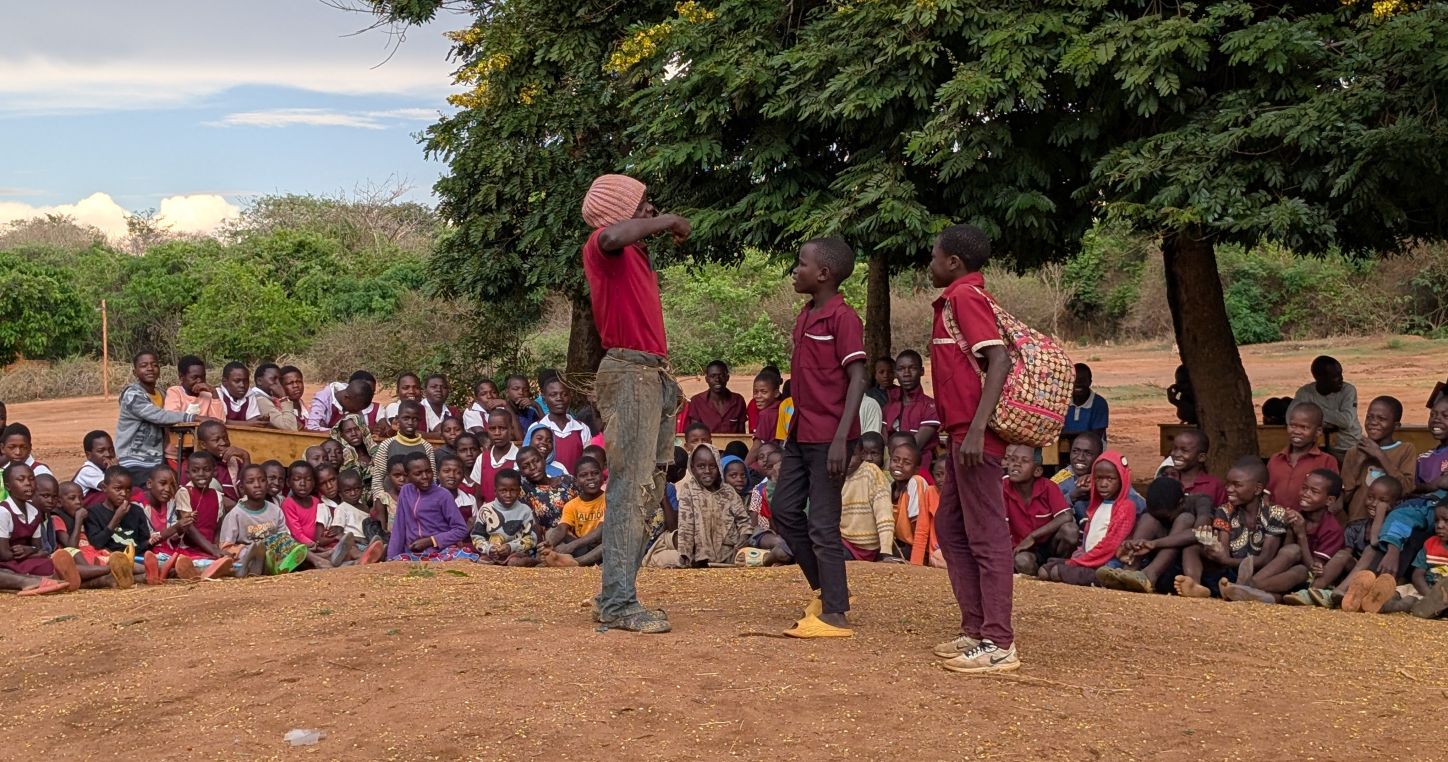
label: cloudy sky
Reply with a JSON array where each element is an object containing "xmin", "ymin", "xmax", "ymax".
[{"xmin": 0, "ymin": 0, "xmax": 470, "ymax": 238}]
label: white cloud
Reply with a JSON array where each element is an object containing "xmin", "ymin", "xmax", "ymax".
[
  {"xmin": 206, "ymin": 107, "xmax": 439, "ymax": 130},
  {"xmin": 0, "ymin": 192, "xmax": 240, "ymax": 240}
]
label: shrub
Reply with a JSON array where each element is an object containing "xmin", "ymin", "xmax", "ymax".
[
  {"xmin": 178, "ymin": 261, "xmax": 319, "ymax": 363},
  {"xmin": 0, "ymin": 254, "xmax": 92, "ymax": 365},
  {"xmin": 303, "ymin": 293, "xmax": 470, "ymax": 382}
]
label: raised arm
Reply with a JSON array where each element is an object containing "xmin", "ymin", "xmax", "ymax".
[{"xmin": 596, "ymin": 214, "xmax": 690, "ymax": 252}]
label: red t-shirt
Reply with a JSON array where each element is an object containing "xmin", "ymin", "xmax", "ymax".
[
  {"xmin": 1266, "ymin": 447, "xmax": 1340, "ymax": 510},
  {"xmin": 754, "ymin": 401, "xmax": 780, "ymax": 445},
  {"xmin": 1002, "ymin": 476, "xmax": 1071, "ymax": 546},
  {"xmin": 1304, "ymin": 510, "xmax": 1346, "ymax": 561},
  {"xmin": 929, "ymin": 272, "xmax": 1007, "ymax": 458},
  {"xmin": 883, "ymin": 386, "xmax": 943, "ymax": 476},
  {"xmin": 1181, "ymin": 471, "xmax": 1229, "ymax": 508},
  {"xmin": 789, "ymin": 294, "xmax": 867, "ymax": 443},
  {"xmin": 582, "ymin": 228, "xmax": 668, "ymax": 357},
  {"xmin": 688, "ymin": 391, "xmax": 748, "ymax": 434}
]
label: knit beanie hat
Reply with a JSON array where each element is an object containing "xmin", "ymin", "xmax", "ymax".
[{"xmin": 582, "ymin": 174, "xmax": 647, "ymax": 229}]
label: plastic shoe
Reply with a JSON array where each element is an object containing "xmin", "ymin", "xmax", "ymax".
[
  {"xmin": 942, "ymin": 641, "xmax": 1020, "ymax": 674},
  {"xmin": 1411, "ymin": 579, "xmax": 1448, "ymax": 619},
  {"xmin": 804, "ymin": 593, "xmax": 855, "ymax": 618},
  {"xmin": 143, "ymin": 551, "xmax": 163, "ymax": 586},
  {"xmin": 49, "ymin": 550, "xmax": 81, "ymax": 591},
  {"xmin": 1361, "ymin": 574, "xmax": 1399, "ymax": 614},
  {"xmin": 173, "ymin": 555, "xmax": 198, "ymax": 580},
  {"xmin": 109, "ymin": 553, "xmax": 135, "ymax": 589},
  {"xmin": 275, "ymin": 545, "xmax": 309, "ymax": 574},
  {"xmin": 783, "ymin": 615, "xmax": 853, "ymax": 639},
  {"xmin": 161, "ymin": 553, "xmax": 182, "ymax": 580},
  {"xmin": 1341, "ymin": 569, "xmax": 1377, "ymax": 613}
]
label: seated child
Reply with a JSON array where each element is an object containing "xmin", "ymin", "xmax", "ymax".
[
  {"xmin": 280, "ymin": 461, "xmax": 335, "ymax": 568},
  {"xmin": 2, "ymin": 423, "xmax": 53, "ymax": 478},
  {"xmin": 437, "ymin": 453, "xmax": 477, "ymax": 524},
  {"xmin": 218, "ymin": 361, "xmax": 260, "ymax": 422},
  {"xmin": 194, "ymin": 420, "xmax": 250, "ymax": 502},
  {"xmin": 370, "ymin": 400, "xmax": 436, "ymax": 504},
  {"xmin": 888, "ymin": 440, "xmax": 940, "ymax": 566},
  {"xmin": 262, "ymin": 460, "xmax": 287, "ymax": 504},
  {"xmin": 742, "ymin": 448, "xmax": 791, "ymax": 566},
  {"xmin": 138, "ymin": 465, "xmax": 232, "ymax": 582},
  {"xmin": 526, "ymin": 377, "xmax": 590, "ymax": 471},
  {"xmin": 839, "ymin": 446, "xmax": 898, "ymax": 562},
  {"xmin": 387, "ymin": 451, "xmax": 477, "ymax": 562},
  {"xmin": 1405, "ymin": 501, "xmax": 1448, "ymax": 618},
  {"xmin": 0, "ymin": 464, "xmax": 98, "ymax": 592},
  {"xmin": 1265, "ymin": 401, "xmax": 1338, "ymax": 509},
  {"xmin": 720, "ymin": 455, "xmax": 750, "ymax": 503},
  {"xmin": 541, "ymin": 456, "xmax": 606, "ymax": 567},
  {"xmin": 173, "ymin": 451, "xmax": 233, "ymax": 548},
  {"xmin": 1002, "ymin": 444, "xmax": 1074, "ymax": 575},
  {"xmin": 33, "ymin": 474, "xmax": 117, "ymax": 589},
  {"xmin": 454, "ymin": 433, "xmax": 484, "ymax": 497},
  {"xmin": 751, "ymin": 370, "xmax": 782, "ymax": 446},
  {"xmin": 373, "ymin": 454, "xmax": 407, "ymax": 538},
  {"xmin": 857, "ymin": 431, "xmax": 886, "ymax": 471},
  {"xmin": 1062, "ymin": 362, "xmax": 1109, "ymax": 440},
  {"xmin": 84, "ymin": 466, "xmax": 163, "ymax": 587},
  {"xmin": 276, "ymin": 365, "xmax": 308, "ymax": 430},
  {"xmin": 163, "ymin": 355, "xmax": 225, "ymax": 422},
  {"xmin": 434, "ymin": 417, "xmax": 466, "ymax": 464},
  {"xmin": 682, "ymin": 421, "xmax": 713, "ymax": 455},
  {"xmin": 517, "ymin": 445, "xmax": 577, "ymax": 532},
  {"xmin": 1173, "ymin": 457, "xmax": 1293, "ymax": 600},
  {"xmin": 73, "ymin": 430, "xmax": 115, "ymax": 503},
  {"xmin": 421, "ymin": 374, "xmax": 460, "ymax": 433},
  {"xmin": 319, "ymin": 439, "xmax": 345, "ymax": 470},
  {"xmin": 1039, "ymin": 452, "xmax": 1135, "ymax": 586},
  {"xmin": 1167, "ymin": 429, "xmax": 1228, "ymax": 506},
  {"xmin": 54, "ymin": 480, "xmax": 106, "ymax": 567},
  {"xmin": 1281, "ymin": 469, "xmax": 1348, "ymax": 605},
  {"xmin": 1054, "ymin": 432, "xmax": 1103, "ymax": 508},
  {"xmin": 472, "ymin": 469, "xmax": 538, "ymax": 566},
  {"xmin": 525, "ymin": 427, "xmax": 570, "ymax": 477},
  {"xmin": 331, "ymin": 415, "xmax": 375, "ymax": 493},
  {"xmin": 649, "ymin": 445, "xmax": 753, "ymax": 568},
  {"xmin": 462, "ymin": 379, "xmax": 505, "ymax": 433},
  {"xmin": 382, "ymin": 373, "xmax": 423, "ymax": 425},
  {"xmin": 1100, "ymin": 479, "xmax": 1211, "ymax": 594},
  {"xmin": 220, "ymin": 464, "xmax": 312, "ymax": 576},
  {"xmin": 581, "ymin": 443, "xmax": 608, "ymax": 486},
  {"xmin": 326, "ymin": 469, "xmax": 384, "ymax": 563},
  {"xmin": 471, "ymin": 408, "xmax": 520, "ymax": 504},
  {"xmin": 1339, "ymin": 396, "xmax": 1416, "ymax": 545}
]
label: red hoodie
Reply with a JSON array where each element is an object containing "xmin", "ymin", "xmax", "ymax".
[{"xmin": 1068, "ymin": 451, "xmax": 1137, "ymax": 569}]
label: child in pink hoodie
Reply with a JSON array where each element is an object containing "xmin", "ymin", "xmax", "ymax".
[{"xmin": 1039, "ymin": 451, "xmax": 1136, "ymax": 586}]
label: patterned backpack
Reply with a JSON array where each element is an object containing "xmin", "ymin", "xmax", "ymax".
[{"xmin": 942, "ymin": 286, "xmax": 1073, "ymax": 448}]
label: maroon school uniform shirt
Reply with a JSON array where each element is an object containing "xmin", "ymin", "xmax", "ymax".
[
  {"xmin": 789, "ymin": 293, "xmax": 868, "ymax": 443},
  {"xmin": 1180, "ymin": 471, "xmax": 1228, "ymax": 508},
  {"xmin": 930, "ymin": 272, "xmax": 1007, "ymax": 458},
  {"xmin": 1002, "ymin": 476, "xmax": 1070, "ymax": 547},
  {"xmin": 754, "ymin": 400, "xmax": 781, "ymax": 445},
  {"xmin": 1266, "ymin": 446, "xmax": 1340, "ymax": 511},
  {"xmin": 883, "ymin": 386, "xmax": 943, "ymax": 478},
  {"xmin": 1303, "ymin": 510, "xmax": 1346, "ymax": 563},
  {"xmin": 688, "ymin": 390, "xmax": 748, "ymax": 434},
  {"xmin": 582, "ymin": 228, "xmax": 668, "ymax": 357}
]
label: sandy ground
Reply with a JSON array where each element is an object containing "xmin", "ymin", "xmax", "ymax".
[
  {"xmin": 4, "ymin": 335, "xmax": 1448, "ymax": 761},
  {"xmin": 19, "ymin": 334, "xmax": 1446, "ymax": 479}
]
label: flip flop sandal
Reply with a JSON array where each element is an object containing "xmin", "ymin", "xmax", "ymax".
[
  {"xmin": 173, "ymin": 556, "xmax": 198, "ymax": 580},
  {"xmin": 17, "ymin": 578, "xmax": 67, "ymax": 596},
  {"xmin": 1282, "ymin": 590, "xmax": 1314, "ymax": 606},
  {"xmin": 49, "ymin": 549, "xmax": 81, "ymax": 591},
  {"xmin": 161, "ymin": 553, "xmax": 182, "ymax": 579},
  {"xmin": 359, "ymin": 540, "xmax": 386, "ymax": 565},
  {"xmin": 275, "ymin": 545, "xmax": 310, "ymax": 574},
  {"xmin": 1362, "ymin": 573, "xmax": 1401, "ymax": 614},
  {"xmin": 1306, "ymin": 588, "xmax": 1333, "ymax": 608},
  {"xmin": 199, "ymin": 559, "xmax": 235, "ymax": 580},
  {"xmin": 1341, "ymin": 569, "xmax": 1377, "ymax": 613},
  {"xmin": 108, "ymin": 553, "xmax": 135, "ymax": 589},
  {"xmin": 330, "ymin": 539, "xmax": 350, "ymax": 568},
  {"xmin": 143, "ymin": 552, "xmax": 163, "ymax": 586},
  {"xmin": 783, "ymin": 615, "xmax": 853, "ymax": 639}
]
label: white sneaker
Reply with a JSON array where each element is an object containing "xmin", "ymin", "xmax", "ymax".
[
  {"xmin": 942, "ymin": 640, "xmax": 1020, "ymax": 674},
  {"xmin": 932, "ymin": 634, "xmax": 981, "ymax": 659}
]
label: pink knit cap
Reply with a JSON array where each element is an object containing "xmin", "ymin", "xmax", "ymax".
[{"xmin": 582, "ymin": 174, "xmax": 646, "ymax": 229}]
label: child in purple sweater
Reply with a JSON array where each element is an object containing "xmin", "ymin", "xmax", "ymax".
[{"xmin": 386, "ymin": 452, "xmax": 478, "ymax": 562}]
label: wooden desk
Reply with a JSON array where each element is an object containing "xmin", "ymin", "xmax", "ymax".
[{"xmin": 1158, "ymin": 423, "xmax": 1441, "ymax": 458}]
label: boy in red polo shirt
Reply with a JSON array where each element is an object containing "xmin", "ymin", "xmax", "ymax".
[
  {"xmin": 771, "ymin": 236, "xmax": 869, "ymax": 639},
  {"xmin": 1266, "ymin": 401, "xmax": 1339, "ymax": 508},
  {"xmin": 687, "ymin": 360, "xmax": 748, "ymax": 434},
  {"xmin": 1168, "ymin": 429, "xmax": 1229, "ymax": 507},
  {"xmin": 926, "ymin": 224, "xmax": 1020, "ymax": 674},
  {"xmin": 882, "ymin": 349, "xmax": 942, "ymax": 480},
  {"xmin": 582, "ymin": 173, "xmax": 691, "ymax": 635},
  {"xmin": 1001, "ymin": 444, "xmax": 1072, "ymax": 575}
]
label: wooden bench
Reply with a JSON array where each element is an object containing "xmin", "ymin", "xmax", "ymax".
[{"xmin": 1158, "ymin": 423, "xmax": 1441, "ymax": 458}]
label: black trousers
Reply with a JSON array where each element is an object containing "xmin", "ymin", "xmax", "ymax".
[{"xmin": 769, "ymin": 437, "xmax": 855, "ymax": 615}]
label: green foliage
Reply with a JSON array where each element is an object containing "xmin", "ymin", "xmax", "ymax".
[
  {"xmin": 178, "ymin": 261, "xmax": 319, "ymax": 363},
  {"xmin": 660, "ymin": 250, "xmax": 792, "ymax": 373},
  {"xmin": 1222, "ymin": 278, "xmax": 1281, "ymax": 345},
  {"xmin": 107, "ymin": 240, "xmax": 222, "ymax": 362},
  {"xmin": 0, "ymin": 254, "xmax": 91, "ymax": 364}
]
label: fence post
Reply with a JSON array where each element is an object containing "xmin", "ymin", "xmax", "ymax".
[{"xmin": 101, "ymin": 299, "xmax": 109, "ymax": 399}]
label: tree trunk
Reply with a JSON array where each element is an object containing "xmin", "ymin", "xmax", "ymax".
[
  {"xmin": 566, "ymin": 293, "xmax": 605, "ymax": 377},
  {"xmin": 1162, "ymin": 229, "xmax": 1258, "ymax": 476},
  {"xmin": 865, "ymin": 247, "xmax": 892, "ymax": 363}
]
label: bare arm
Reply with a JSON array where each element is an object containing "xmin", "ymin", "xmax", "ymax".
[{"xmin": 597, "ymin": 214, "xmax": 689, "ymax": 252}]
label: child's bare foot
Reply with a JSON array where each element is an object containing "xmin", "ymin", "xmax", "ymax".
[
  {"xmin": 1173, "ymin": 575, "xmax": 1211, "ymax": 599},
  {"xmin": 1361, "ymin": 573, "xmax": 1399, "ymax": 614},
  {"xmin": 49, "ymin": 550, "xmax": 81, "ymax": 591},
  {"xmin": 109, "ymin": 553, "xmax": 135, "ymax": 589},
  {"xmin": 1236, "ymin": 556, "xmax": 1256, "ymax": 587},
  {"xmin": 17, "ymin": 578, "xmax": 67, "ymax": 596},
  {"xmin": 541, "ymin": 549, "xmax": 579, "ymax": 568},
  {"xmin": 1220, "ymin": 581, "xmax": 1276, "ymax": 604},
  {"xmin": 1341, "ymin": 569, "xmax": 1377, "ymax": 613},
  {"xmin": 174, "ymin": 556, "xmax": 199, "ymax": 580}
]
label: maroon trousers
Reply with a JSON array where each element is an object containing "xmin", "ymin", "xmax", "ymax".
[{"xmin": 935, "ymin": 443, "xmax": 1014, "ymax": 647}]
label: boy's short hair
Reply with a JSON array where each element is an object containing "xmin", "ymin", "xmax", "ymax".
[
  {"xmin": 494, "ymin": 467, "xmax": 522, "ymax": 488},
  {"xmin": 177, "ymin": 355, "xmax": 205, "ymax": 376},
  {"xmin": 315, "ymin": 462, "xmax": 339, "ymax": 478},
  {"xmin": 261, "ymin": 459, "xmax": 285, "ymax": 470},
  {"xmin": 346, "ymin": 378, "xmax": 376, "ymax": 404},
  {"xmin": 706, "ymin": 360, "xmax": 729, "ymax": 374},
  {"xmin": 403, "ymin": 451, "xmax": 431, "ymax": 469},
  {"xmin": 753, "ymin": 370, "xmax": 781, "ymax": 389},
  {"xmin": 436, "ymin": 452, "xmax": 463, "ymax": 470},
  {"xmin": 385, "ymin": 453, "xmax": 408, "ymax": 471},
  {"xmin": 254, "ymin": 362, "xmax": 279, "ymax": 383},
  {"xmin": 132, "ymin": 350, "xmax": 157, "ymax": 365},
  {"xmin": 1371, "ymin": 395, "xmax": 1404, "ymax": 423},
  {"xmin": 424, "ymin": 373, "xmax": 447, "ymax": 386},
  {"xmin": 860, "ymin": 431, "xmax": 886, "ymax": 449},
  {"xmin": 874, "ymin": 356, "xmax": 895, "ymax": 369},
  {"xmin": 240, "ymin": 463, "xmax": 266, "ymax": 481},
  {"xmin": 759, "ymin": 365, "xmax": 783, "ymax": 386},
  {"xmin": 222, "ymin": 361, "xmax": 247, "ymax": 378},
  {"xmin": 487, "ymin": 407, "xmax": 512, "ymax": 424},
  {"xmin": 896, "ymin": 349, "xmax": 922, "ymax": 366},
  {"xmin": 723, "ymin": 441, "xmax": 749, "ymax": 460},
  {"xmin": 475, "ymin": 379, "xmax": 495, "ymax": 395},
  {"xmin": 197, "ymin": 419, "xmax": 226, "ymax": 440},
  {"xmin": 1371, "ymin": 474, "xmax": 1405, "ymax": 501},
  {"xmin": 279, "ymin": 365, "xmax": 302, "ymax": 380},
  {"xmin": 505, "ymin": 374, "xmax": 529, "ymax": 388},
  {"xmin": 148, "ymin": 463, "xmax": 175, "ymax": 481},
  {"xmin": 397, "ymin": 372, "xmax": 420, "ymax": 385},
  {"xmin": 1262, "ymin": 396, "xmax": 1291, "ymax": 425},
  {"xmin": 1072, "ymin": 431, "xmax": 1104, "ymax": 453},
  {"xmin": 82, "ymin": 430, "xmax": 111, "ymax": 452},
  {"xmin": 1230, "ymin": 455, "xmax": 1268, "ymax": 484},
  {"xmin": 455, "ymin": 433, "xmax": 481, "ymax": 449},
  {"xmin": 684, "ymin": 421, "xmax": 711, "ymax": 437},
  {"xmin": 1074, "ymin": 363, "xmax": 1092, "ymax": 383},
  {"xmin": 936, "ymin": 224, "xmax": 991, "ymax": 271},
  {"xmin": 349, "ymin": 370, "xmax": 377, "ymax": 387},
  {"xmin": 1179, "ymin": 428, "xmax": 1210, "ymax": 453},
  {"xmin": 1145, "ymin": 476, "xmax": 1185, "ymax": 516},
  {"xmin": 1309, "ymin": 468, "xmax": 1343, "ymax": 498},
  {"xmin": 337, "ymin": 468, "xmax": 363, "ymax": 486},
  {"xmin": 575, "ymin": 456, "xmax": 602, "ymax": 473},
  {"xmin": 3, "ymin": 422, "xmax": 32, "ymax": 442},
  {"xmin": 397, "ymin": 399, "xmax": 423, "ymax": 416},
  {"xmin": 187, "ymin": 450, "xmax": 216, "ymax": 466},
  {"xmin": 890, "ymin": 438, "xmax": 921, "ymax": 457},
  {"xmin": 1310, "ymin": 355, "xmax": 1340, "ymax": 377},
  {"xmin": 803, "ymin": 236, "xmax": 855, "ymax": 282},
  {"xmin": 1, "ymin": 463, "xmax": 30, "ymax": 487},
  {"xmin": 1288, "ymin": 401, "xmax": 1325, "ymax": 427},
  {"xmin": 537, "ymin": 367, "xmax": 560, "ymax": 387},
  {"xmin": 582, "ymin": 444, "xmax": 606, "ymax": 458}
]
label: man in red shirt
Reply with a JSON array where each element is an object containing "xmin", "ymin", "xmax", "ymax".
[
  {"xmin": 927, "ymin": 224, "xmax": 1020, "ymax": 674},
  {"xmin": 581, "ymin": 173, "xmax": 691, "ymax": 635},
  {"xmin": 688, "ymin": 360, "xmax": 748, "ymax": 433},
  {"xmin": 771, "ymin": 236, "xmax": 869, "ymax": 638},
  {"xmin": 882, "ymin": 349, "xmax": 942, "ymax": 479}
]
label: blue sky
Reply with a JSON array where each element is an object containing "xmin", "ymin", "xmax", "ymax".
[{"xmin": 0, "ymin": 0, "xmax": 471, "ymax": 236}]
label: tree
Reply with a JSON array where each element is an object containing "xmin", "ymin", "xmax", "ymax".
[
  {"xmin": 0, "ymin": 254, "xmax": 91, "ymax": 365},
  {"xmin": 359, "ymin": 0, "xmax": 679, "ymax": 380},
  {"xmin": 177, "ymin": 261, "xmax": 319, "ymax": 363}
]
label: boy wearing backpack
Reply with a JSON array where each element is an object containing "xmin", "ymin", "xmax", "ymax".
[{"xmin": 927, "ymin": 224, "xmax": 1033, "ymax": 674}]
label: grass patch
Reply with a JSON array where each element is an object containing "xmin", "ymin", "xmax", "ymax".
[{"xmin": 404, "ymin": 565, "xmax": 435, "ymax": 579}]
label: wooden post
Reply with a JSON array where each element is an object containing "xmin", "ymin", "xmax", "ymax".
[{"xmin": 101, "ymin": 299, "xmax": 109, "ymax": 399}]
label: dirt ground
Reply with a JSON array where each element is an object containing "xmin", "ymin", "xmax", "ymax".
[{"xmin": 5, "ymin": 335, "xmax": 1448, "ymax": 760}]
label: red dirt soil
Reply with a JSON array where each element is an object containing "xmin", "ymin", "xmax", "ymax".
[{"xmin": 4, "ymin": 335, "xmax": 1446, "ymax": 760}]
